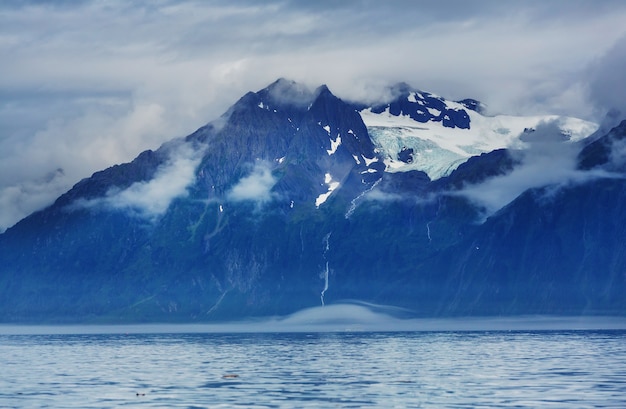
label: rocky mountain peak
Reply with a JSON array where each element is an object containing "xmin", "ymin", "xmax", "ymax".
[{"xmin": 0, "ymin": 79, "xmax": 623, "ymax": 323}]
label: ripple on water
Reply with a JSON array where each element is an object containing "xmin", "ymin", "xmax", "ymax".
[{"xmin": 0, "ymin": 331, "xmax": 625, "ymax": 408}]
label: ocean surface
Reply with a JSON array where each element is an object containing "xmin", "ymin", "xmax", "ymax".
[{"xmin": 1, "ymin": 326, "xmax": 626, "ymax": 408}]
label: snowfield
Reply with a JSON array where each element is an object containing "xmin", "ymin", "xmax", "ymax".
[{"xmin": 360, "ymin": 101, "xmax": 598, "ymax": 180}]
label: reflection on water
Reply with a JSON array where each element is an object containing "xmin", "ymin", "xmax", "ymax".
[{"xmin": 1, "ymin": 330, "xmax": 625, "ymax": 408}]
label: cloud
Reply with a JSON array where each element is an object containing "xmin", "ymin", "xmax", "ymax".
[
  {"xmin": 363, "ymin": 188, "xmax": 403, "ymax": 203},
  {"xmin": 608, "ymin": 137, "xmax": 626, "ymax": 169},
  {"xmin": 586, "ymin": 34, "xmax": 626, "ymax": 127},
  {"xmin": 2, "ymin": 0, "xmax": 626, "ymax": 230},
  {"xmin": 454, "ymin": 120, "xmax": 589, "ymax": 216},
  {"xmin": 0, "ymin": 99, "xmax": 185, "ymax": 230},
  {"xmin": 77, "ymin": 141, "xmax": 203, "ymax": 220},
  {"xmin": 226, "ymin": 162, "xmax": 277, "ymax": 204},
  {"xmin": 265, "ymin": 79, "xmax": 315, "ymax": 109},
  {"xmin": 0, "ymin": 168, "xmax": 69, "ymax": 232}
]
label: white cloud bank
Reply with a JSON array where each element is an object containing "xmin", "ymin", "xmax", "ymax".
[{"xmin": 453, "ymin": 120, "xmax": 622, "ymax": 217}]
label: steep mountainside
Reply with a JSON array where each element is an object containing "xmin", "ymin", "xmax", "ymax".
[{"xmin": 0, "ymin": 80, "xmax": 623, "ymax": 323}]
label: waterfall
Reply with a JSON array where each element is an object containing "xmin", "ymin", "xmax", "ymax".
[{"xmin": 320, "ymin": 232, "xmax": 332, "ymax": 306}]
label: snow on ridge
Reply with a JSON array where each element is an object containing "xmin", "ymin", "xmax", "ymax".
[
  {"xmin": 315, "ymin": 173, "xmax": 340, "ymax": 208},
  {"xmin": 360, "ymin": 107, "xmax": 598, "ymax": 180},
  {"xmin": 362, "ymin": 155, "xmax": 378, "ymax": 167}
]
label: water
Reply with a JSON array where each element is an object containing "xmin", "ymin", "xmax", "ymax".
[{"xmin": 1, "ymin": 330, "xmax": 625, "ymax": 408}]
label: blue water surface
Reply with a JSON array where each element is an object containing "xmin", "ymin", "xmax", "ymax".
[{"xmin": 1, "ymin": 329, "xmax": 625, "ymax": 408}]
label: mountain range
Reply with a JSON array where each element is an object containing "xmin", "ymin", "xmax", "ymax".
[{"xmin": 0, "ymin": 78, "xmax": 624, "ymax": 323}]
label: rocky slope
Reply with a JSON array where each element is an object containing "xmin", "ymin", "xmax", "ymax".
[{"xmin": 0, "ymin": 79, "xmax": 623, "ymax": 323}]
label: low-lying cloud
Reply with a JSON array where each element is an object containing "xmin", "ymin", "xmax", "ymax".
[
  {"xmin": 77, "ymin": 141, "xmax": 203, "ymax": 220},
  {"xmin": 226, "ymin": 162, "xmax": 278, "ymax": 204},
  {"xmin": 0, "ymin": 168, "xmax": 69, "ymax": 232},
  {"xmin": 453, "ymin": 120, "xmax": 619, "ymax": 217},
  {"xmin": 266, "ymin": 79, "xmax": 316, "ymax": 109},
  {"xmin": 2, "ymin": 302, "xmax": 626, "ymax": 334}
]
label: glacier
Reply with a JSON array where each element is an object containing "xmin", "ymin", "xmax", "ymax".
[{"xmin": 360, "ymin": 91, "xmax": 598, "ymax": 180}]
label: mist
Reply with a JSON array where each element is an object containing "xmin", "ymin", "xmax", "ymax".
[
  {"xmin": 74, "ymin": 140, "xmax": 204, "ymax": 220},
  {"xmin": 454, "ymin": 120, "xmax": 600, "ymax": 217},
  {"xmin": 226, "ymin": 161, "xmax": 278, "ymax": 205},
  {"xmin": 2, "ymin": 302, "xmax": 625, "ymax": 335}
]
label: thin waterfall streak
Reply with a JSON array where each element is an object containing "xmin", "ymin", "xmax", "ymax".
[
  {"xmin": 321, "ymin": 261, "xmax": 329, "ymax": 306},
  {"xmin": 320, "ymin": 233, "xmax": 332, "ymax": 306}
]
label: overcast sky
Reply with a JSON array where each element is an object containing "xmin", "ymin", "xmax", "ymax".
[{"xmin": 1, "ymin": 0, "xmax": 626, "ymax": 231}]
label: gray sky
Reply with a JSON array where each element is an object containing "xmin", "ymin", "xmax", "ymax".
[{"xmin": 1, "ymin": 0, "xmax": 626, "ymax": 231}]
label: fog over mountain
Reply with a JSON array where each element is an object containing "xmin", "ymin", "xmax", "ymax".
[{"xmin": 2, "ymin": 1, "xmax": 626, "ymax": 232}]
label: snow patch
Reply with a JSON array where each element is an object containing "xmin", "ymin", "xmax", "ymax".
[
  {"xmin": 362, "ymin": 156, "xmax": 378, "ymax": 166},
  {"xmin": 426, "ymin": 107, "xmax": 441, "ymax": 117},
  {"xmin": 315, "ymin": 173, "xmax": 340, "ymax": 208},
  {"xmin": 327, "ymin": 136, "xmax": 342, "ymax": 155}
]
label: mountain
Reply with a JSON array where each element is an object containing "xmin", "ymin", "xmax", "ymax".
[
  {"xmin": 353, "ymin": 83, "xmax": 597, "ymax": 180},
  {"xmin": 0, "ymin": 79, "xmax": 624, "ymax": 323}
]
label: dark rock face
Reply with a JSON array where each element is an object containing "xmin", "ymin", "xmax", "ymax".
[
  {"xmin": 431, "ymin": 149, "xmax": 519, "ymax": 191},
  {"xmin": 363, "ymin": 83, "xmax": 471, "ymax": 129},
  {"xmin": 456, "ymin": 98, "xmax": 485, "ymax": 114},
  {"xmin": 397, "ymin": 147, "xmax": 414, "ymax": 163},
  {"xmin": 578, "ymin": 120, "xmax": 626, "ymax": 171},
  {"xmin": 0, "ymin": 80, "xmax": 625, "ymax": 323},
  {"xmin": 423, "ymin": 179, "xmax": 626, "ymax": 316}
]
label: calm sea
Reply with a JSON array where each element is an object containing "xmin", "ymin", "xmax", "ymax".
[{"xmin": 1, "ymin": 328, "xmax": 625, "ymax": 408}]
